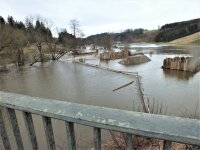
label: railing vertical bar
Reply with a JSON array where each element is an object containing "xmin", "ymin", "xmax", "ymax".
[
  {"xmin": 6, "ymin": 108, "xmax": 24, "ymax": 150},
  {"xmin": 22, "ymin": 112, "xmax": 38, "ymax": 150},
  {"xmin": 125, "ymin": 133, "xmax": 133, "ymax": 150},
  {"xmin": 42, "ymin": 116, "xmax": 56, "ymax": 150},
  {"xmin": 163, "ymin": 140, "xmax": 172, "ymax": 150},
  {"xmin": 0, "ymin": 108, "xmax": 11, "ymax": 150},
  {"xmin": 65, "ymin": 121, "xmax": 76, "ymax": 150},
  {"xmin": 94, "ymin": 127, "xmax": 101, "ymax": 150}
]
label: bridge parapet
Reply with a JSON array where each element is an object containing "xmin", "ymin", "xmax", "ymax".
[{"xmin": 0, "ymin": 91, "xmax": 199, "ymax": 150}]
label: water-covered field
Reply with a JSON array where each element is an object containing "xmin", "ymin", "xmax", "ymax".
[{"xmin": 0, "ymin": 43, "xmax": 199, "ymax": 149}]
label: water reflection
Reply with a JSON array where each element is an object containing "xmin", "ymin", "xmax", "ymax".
[
  {"xmin": 86, "ymin": 44, "xmax": 200, "ymax": 115},
  {"xmin": 163, "ymin": 69, "xmax": 195, "ymax": 80},
  {"xmin": 0, "ymin": 61, "xmax": 140, "ymax": 111},
  {"xmin": 0, "ymin": 61, "xmax": 142, "ymax": 149}
]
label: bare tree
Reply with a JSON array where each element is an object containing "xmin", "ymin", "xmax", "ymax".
[
  {"xmin": 102, "ymin": 34, "xmax": 113, "ymax": 50},
  {"xmin": 69, "ymin": 19, "xmax": 80, "ymax": 38},
  {"xmin": 68, "ymin": 19, "xmax": 85, "ymax": 53},
  {"xmin": 46, "ymin": 38, "xmax": 58, "ymax": 60},
  {"xmin": 25, "ymin": 16, "xmax": 52, "ymax": 63},
  {"xmin": 11, "ymin": 29, "xmax": 28, "ymax": 66}
]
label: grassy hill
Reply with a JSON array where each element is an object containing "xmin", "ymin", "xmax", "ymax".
[
  {"xmin": 169, "ymin": 32, "xmax": 200, "ymax": 45},
  {"xmin": 155, "ymin": 18, "xmax": 200, "ymax": 42},
  {"xmin": 86, "ymin": 18, "xmax": 200, "ymax": 45}
]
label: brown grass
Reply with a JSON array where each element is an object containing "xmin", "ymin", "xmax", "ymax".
[
  {"xmin": 103, "ymin": 132, "xmax": 200, "ymax": 150},
  {"xmin": 169, "ymin": 32, "xmax": 200, "ymax": 45}
]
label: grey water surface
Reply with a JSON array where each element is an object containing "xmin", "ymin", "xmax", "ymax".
[{"xmin": 0, "ymin": 43, "xmax": 199, "ymax": 149}]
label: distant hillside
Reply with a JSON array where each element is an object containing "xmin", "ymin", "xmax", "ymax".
[
  {"xmin": 85, "ymin": 29, "xmax": 158, "ymax": 46},
  {"xmin": 155, "ymin": 18, "xmax": 200, "ymax": 42},
  {"xmin": 169, "ymin": 32, "xmax": 200, "ymax": 44},
  {"xmin": 86, "ymin": 18, "xmax": 200, "ymax": 45}
]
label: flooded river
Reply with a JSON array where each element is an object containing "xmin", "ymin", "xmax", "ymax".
[
  {"xmin": 0, "ymin": 59, "xmax": 140, "ymax": 150},
  {"xmin": 87, "ymin": 44, "xmax": 200, "ymax": 116},
  {"xmin": 0, "ymin": 43, "xmax": 199, "ymax": 149}
]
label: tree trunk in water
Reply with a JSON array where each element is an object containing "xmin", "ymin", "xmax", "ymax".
[
  {"xmin": 17, "ymin": 48, "xmax": 25, "ymax": 66},
  {"xmin": 37, "ymin": 44, "xmax": 43, "ymax": 62}
]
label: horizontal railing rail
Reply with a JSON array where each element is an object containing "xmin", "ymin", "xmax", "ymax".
[{"xmin": 0, "ymin": 91, "xmax": 200, "ymax": 150}]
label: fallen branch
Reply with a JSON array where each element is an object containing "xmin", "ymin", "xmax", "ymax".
[
  {"xmin": 55, "ymin": 51, "xmax": 68, "ymax": 60},
  {"xmin": 113, "ymin": 80, "xmax": 134, "ymax": 92},
  {"xmin": 30, "ymin": 56, "xmax": 40, "ymax": 66}
]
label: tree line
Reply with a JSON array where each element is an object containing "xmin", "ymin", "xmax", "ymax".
[
  {"xmin": 85, "ymin": 28, "xmax": 161, "ymax": 49},
  {"xmin": 0, "ymin": 15, "xmax": 83, "ymax": 67},
  {"xmin": 86, "ymin": 18, "xmax": 200, "ymax": 45},
  {"xmin": 1, "ymin": 15, "xmax": 199, "ymax": 67},
  {"xmin": 155, "ymin": 18, "xmax": 200, "ymax": 42}
]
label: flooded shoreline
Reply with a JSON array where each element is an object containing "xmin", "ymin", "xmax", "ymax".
[
  {"xmin": 0, "ymin": 43, "xmax": 199, "ymax": 116},
  {"xmin": 0, "ymin": 43, "xmax": 199, "ymax": 149}
]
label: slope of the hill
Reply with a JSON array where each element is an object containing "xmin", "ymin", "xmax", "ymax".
[
  {"xmin": 169, "ymin": 32, "xmax": 200, "ymax": 44},
  {"xmin": 155, "ymin": 18, "xmax": 200, "ymax": 42}
]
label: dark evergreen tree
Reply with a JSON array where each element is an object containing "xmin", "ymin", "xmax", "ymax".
[
  {"xmin": 15, "ymin": 21, "xmax": 26, "ymax": 30},
  {"xmin": 35, "ymin": 20, "xmax": 41, "ymax": 30},
  {"xmin": 7, "ymin": 16, "xmax": 15, "ymax": 27},
  {"xmin": 26, "ymin": 22, "xmax": 34, "ymax": 32},
  {"xmin": 34, "ymin": 20, "xmax": 52, "ymax": 38},
  {"xmin": 58, "ymin": 29, "xmax": 75, "ymax": 43},
  {"xmin": 0, "ymin": 16, "xmax": 5, "ymax": 25}
]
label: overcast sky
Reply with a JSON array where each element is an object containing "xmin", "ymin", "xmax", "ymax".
[{"xmin": 0, "ymin": 0, "xmax": 199, "ymax": 37}]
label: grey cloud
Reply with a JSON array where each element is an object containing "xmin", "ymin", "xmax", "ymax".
[{"xmin": 0, "ymin": 0, "xmax": 199, "ymax": 36}]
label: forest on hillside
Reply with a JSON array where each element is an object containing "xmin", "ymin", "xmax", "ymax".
[
  {"xmin": 155, "ymin": 18, "xmax": 200, "ymax": 42},
  {"xmin": 85, "ymin": 29, "xmax": 158, "ymax": 46},
  {"xmin": 86, "ymin": 18, "xmax": 200, "ymax": 44}
]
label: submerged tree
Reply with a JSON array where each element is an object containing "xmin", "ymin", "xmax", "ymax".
[
  {"xmin": 25, "ymin": 16, "xmax": 52, "ymax": 62},
  {"xmin": 11, "ymin": 29, "xmax": 28, "ymax": 66},
  {"xmin": 35, "ymin": 19, "xmax": 52, "ymax": 62},
  {"xmin": 45, "ymin": 30, "xmax": 59, "ymax": 60}
]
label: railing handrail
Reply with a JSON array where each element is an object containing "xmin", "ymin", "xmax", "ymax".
[{"xmin": 0, "ymin": 91, "xmax": 200, "ymax": 147}]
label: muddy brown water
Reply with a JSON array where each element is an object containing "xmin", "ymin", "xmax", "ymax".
[
  {"xmin": 0, "ymin": 61, "xmax": 140, "ymax": 150},
  {"xmin": 0, "ymin": 43, "xmax": 199, "ymax": 149},
  {"xmin": 87, "ymin": 44, "xmax": 200, "ymax": 115}
]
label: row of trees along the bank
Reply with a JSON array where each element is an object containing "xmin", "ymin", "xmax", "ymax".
[
  {"xmin": 85, "ymin": 28, "xmax": 149, "ymax": 49},
  {"xmin": 155, "ymin": 18, "xmax": 200, "ymax": 42},
  {"xmin": 0, "ymin": 15, "xmax": 83, "ymax": 66}
]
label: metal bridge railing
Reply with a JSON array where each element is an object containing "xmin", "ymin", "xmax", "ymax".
[{"xmin": 0, "ymin": 91, "xmax": 199, "ymax": 150}]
